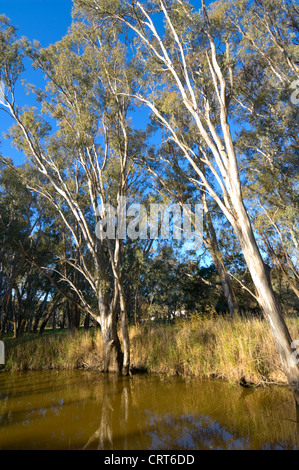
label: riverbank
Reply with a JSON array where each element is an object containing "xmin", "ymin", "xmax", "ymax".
[{"xmin": 3, "ymin": 316, "xmax": 299, "ymax": 385}]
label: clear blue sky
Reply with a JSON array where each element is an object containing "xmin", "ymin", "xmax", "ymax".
[
  {"xmin": 0, "ymin": 0, "xmax": 73, "ymax": 46},
  {"xmin": 0, "ymin": 0, "xmax": 73, "ymax": 164}
]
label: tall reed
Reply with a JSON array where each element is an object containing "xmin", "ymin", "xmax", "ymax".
[{"xmin": 4, "ymin": 316, "xmax": 299, "ymax": 385}]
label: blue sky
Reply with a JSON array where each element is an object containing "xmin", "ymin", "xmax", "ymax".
[
  {"xmin": 0, "ymin": 0, "xmax": 73, "ymax": 46},
  {"xmin": 0, "ymin": 0, "xmax": 73, "ymax": 164}
]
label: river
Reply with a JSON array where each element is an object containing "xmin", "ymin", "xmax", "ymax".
[{"xmin": 0, "ymin": 370, "xmax": 298, "ymax": 450}]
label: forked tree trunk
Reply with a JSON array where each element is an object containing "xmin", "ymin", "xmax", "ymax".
[
  {"xmin": 99, "ymin": 297, "xmax": 123, "ymax": 373},
  {"xmin": 101, "ymin": 316, "xmax": 123, "ymax": 373},
  {"xmin": 99, "ymin": 237, "xmax": 130, "ymax": 375}
]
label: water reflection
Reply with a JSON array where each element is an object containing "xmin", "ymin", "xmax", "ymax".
[
  {"xmin": 83, "ymin": 377, "xmax": 131, "ymax": 450},
  {"xmin": 0, "ymin": 371, "xmax": 298, "ymax": 450}
]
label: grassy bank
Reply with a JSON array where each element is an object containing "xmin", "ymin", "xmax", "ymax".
[{"xmin": 3, "ymin": 315, "xmax": 299, "ymax": 385}]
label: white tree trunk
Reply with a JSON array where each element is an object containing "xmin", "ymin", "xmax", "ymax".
[{"xmin": 230, "ymin": 192, "xmax": 299, "ymax": 398}]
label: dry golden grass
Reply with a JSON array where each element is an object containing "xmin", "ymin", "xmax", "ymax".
[
  {"xmin": 4, "ymin": 316, "xmax": 299, "ymax": 385},
  {"xmin": 4, "ymin": 329, "xmax": 103, "ymax": 372},
  {"xmin": 130, "ymin": 316, "xmax": 299, "ymax": 384}
]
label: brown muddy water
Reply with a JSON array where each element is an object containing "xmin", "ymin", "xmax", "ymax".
[{"xmin": 0, "ymin": 370, "xmax": 298, "ymax": 450}]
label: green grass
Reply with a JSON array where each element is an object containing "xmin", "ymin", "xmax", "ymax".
[{"xmin": 3, "ymin": 316, "xmax": 299, "ymax": 385}]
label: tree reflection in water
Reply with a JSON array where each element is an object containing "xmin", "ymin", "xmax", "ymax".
[{"xmin": 0, "ymin": 371, "xmax": 298, "ymax": 450}]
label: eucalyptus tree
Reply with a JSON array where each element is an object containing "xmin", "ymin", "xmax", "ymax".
[
  {"xmin": 229, "ymin": 0, "xmax": 299, "ymax": 300},
  {"xmin": 22, "ymin": 191, "xmax": 90, "ymax": 333},
  {"xmin": 73, "ymin": 0, "xmax": 299, "ymax": 395},
  {"xmin": 143, "ymin": 134, "xmax": 240, "ymax": 317},
  {"xmin": 0, "ymin": 18, "xmax": 146, "ymax": 374},
  {"xmin": 242, "ymin": 149, "xmax": 299, "ymax": 300},
  {"xmin": 0, "ymin": 161, "xmax": 35, "ymax": 337}
]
